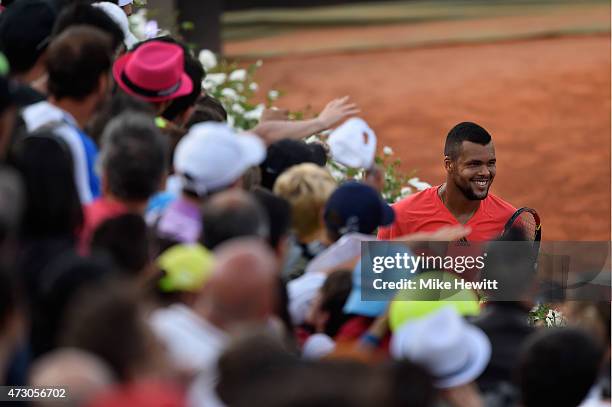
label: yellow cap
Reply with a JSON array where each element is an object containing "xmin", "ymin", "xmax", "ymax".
[
  {"xmin": 389, "ymin": 271, "xmax": 481, "ymax": 332},
  {"xmin": 157, "ymin": 244, "xmax": 215, "ymax": 293}
]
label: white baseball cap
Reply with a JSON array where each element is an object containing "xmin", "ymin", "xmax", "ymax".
[
  {"xmin": 118, "ymin": 0, "xmax": 133, "ymax": 6},
  {"xmin": 390, "ymin": 307, "xmax": 491, "ymax": 389},
  {"xmin": 328, "ymin": 117, "xmax": 377, "ymax": 169},
  {"xmin": 93, "ymin": 2, "xmax": 138, "ymax": 49},
  {"xmin": 173, "ymin": 122, "xmax": 266, "ymax": 196}
]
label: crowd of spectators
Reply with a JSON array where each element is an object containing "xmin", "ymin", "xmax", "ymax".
[{"xmin": 0, "ymin": 1, "xmax": 608, "ymax": 407}]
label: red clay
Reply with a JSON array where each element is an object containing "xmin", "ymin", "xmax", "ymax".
[{"xmin": 246, "ymin": 35, "xmax": 610, "ymax": 240}]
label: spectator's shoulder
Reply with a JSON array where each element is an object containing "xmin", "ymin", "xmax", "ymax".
[{"xmin": 21, "ymin": 101, "xmax": 64, "ymax": 132}]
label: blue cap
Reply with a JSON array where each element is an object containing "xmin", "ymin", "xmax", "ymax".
[
  {"xmin": 343, "ymin": 262, "xmax": 388, "ymax": 317},
  {"xmin": 324, "ymin": 181, "xmax": 395, "ymax": 237}
]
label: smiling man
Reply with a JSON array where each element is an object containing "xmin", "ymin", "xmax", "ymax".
[{"xmin": 378, "ymin": 122, "xmax": 515, "ymax": 241}]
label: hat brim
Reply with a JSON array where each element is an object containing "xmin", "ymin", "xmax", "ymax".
[
  {"xmin": 236, "ymin": 132, "xmax": 267, "ymax": 168},
  {"xmin": 392, "ymin": 320, "xmax": 491, "ymax": 389},
  {"xmin": 435, "ymin": 326, "xmax": 491, "ymax": 388},
  {"xmin": 112, "ymin": 53, "xmax": 193, "ymax": 102},
  {"xmin": 379, "ymin": 200, "xmax": 395, "ymax": 227}
]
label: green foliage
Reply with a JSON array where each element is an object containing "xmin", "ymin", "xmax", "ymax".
[
  {"xmin": 375, "ymin": 154, "xmax": 417, "ymax": 203},
  {"xmin": 201, "ymin": 56, "xmax": 267, "ymax": 131}
]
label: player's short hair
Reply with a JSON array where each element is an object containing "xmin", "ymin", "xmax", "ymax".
[{"xmin": 444, "ymin": 121, "xmax": 492, "ymax": 160}]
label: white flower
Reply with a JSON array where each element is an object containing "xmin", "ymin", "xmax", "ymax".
[
  {"xmin": 256, "ymin": 60, "xmax": 263, "ymax": 67},
  {"xmin": 206, "ymin": 73, "xmax": 226, "ymax": 85},
  {"xmin": 268, "ymin": 90, "xmax": 280, "ymax": 100},
  {"xmin": 221, "ymin": 88, "xmax": 239, "ymax": 100},
  {"xmin": 545, "ymin": 309, "xmax": 566, "ymax": 327},
  {"xmin": 232, "ymin": 103, "xmax": 245, "ymax": 114},
  {"xmin": 202, "ymin": 73, "xmax": 226, "ymax": 91},
  {"xmin": 229, "ymin": 69, "xmax": 247, "ymax": 82},
  {"xmin": 328, "ymin": 166, "xmax": 346, "ymax": 182},
  {"xmin": 400, "ymin": 186, "xmax": 413, "ymax": 196},
  {"xmin": 304, "ymin": 134, "xmax": 321, "ymax": 144},
  {"xmin": 243, "ymin": 104, "xmax": 265, "ymax": 121},
  {"xmin": 383, "ymin": 146, "xmax": 394, "ymax": 156},
  {"xmin": 407, "ymin": 177, "xmax": 431, "ymax": 191},
  {"xmin": 198, "ymin": 49, "xmax": 217, "ymax": 70},
  {"xmin": 394, "ymin": 187, "xmax": 413, "ymax": 202},
  {"xmin": 249, "ymin": 82, "xmax": 259, "ymax": 91}
]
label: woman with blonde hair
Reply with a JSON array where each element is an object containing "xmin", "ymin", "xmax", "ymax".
[{"xmin": 274, "ymin": 163, "xmax": 337, "ymax": 280}]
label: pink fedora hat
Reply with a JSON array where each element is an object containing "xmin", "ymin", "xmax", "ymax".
[{"xmin": 113, "ymin": 41, "xmax": 193, "ymax": 102}]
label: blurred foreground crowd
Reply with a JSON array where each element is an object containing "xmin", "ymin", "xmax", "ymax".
[{"xmin": 0, "ymin": 1, "xmax": 608, "ymax": 407}]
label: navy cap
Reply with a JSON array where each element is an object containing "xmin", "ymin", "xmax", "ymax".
[
  {"xmin": 0, "ymin": 0, "xmax": 58, "ymax": 74},
  {"xmin": 324, "ymin": 181, "xmax": 395, "ymax": 237}
]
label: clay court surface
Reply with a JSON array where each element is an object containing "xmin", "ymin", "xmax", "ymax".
[{"xmin": 227, "ymin": 17, "xmax": 611, "ymax": 241}]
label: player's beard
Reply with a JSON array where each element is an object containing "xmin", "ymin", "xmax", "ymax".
[{"xmin": 454, "ymin": 176, "xmax": 491, "ymax": 201}]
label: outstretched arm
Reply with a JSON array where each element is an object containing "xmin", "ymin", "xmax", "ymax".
[{"xmin": 250, "ymin": 96, "xmax": 360, "ymax": 145}]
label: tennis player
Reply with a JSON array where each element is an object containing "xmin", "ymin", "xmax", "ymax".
[{"xmin": 378, "ymin": 122, "xmax": 516, "ymax": 241}]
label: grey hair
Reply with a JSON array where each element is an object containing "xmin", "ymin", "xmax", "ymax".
[{"xmin": 97, "ymin": 112, "xmax": 168, "ymax": 201}]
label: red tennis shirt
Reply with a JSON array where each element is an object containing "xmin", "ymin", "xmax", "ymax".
[{"xmin": 378, "ymin": 185, "xmax": 516, "ymax": 241}]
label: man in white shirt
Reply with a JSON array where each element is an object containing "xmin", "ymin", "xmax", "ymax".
[{"xmin": 21, "ymin": 26, "xmax": 113, "ymax": 203}]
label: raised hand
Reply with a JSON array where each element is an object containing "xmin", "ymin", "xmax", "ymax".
[{"xmin": 317, "ymin": 96, "xmax": 360, "ymax": 130}]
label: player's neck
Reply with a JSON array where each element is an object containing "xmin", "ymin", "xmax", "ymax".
[{"xmin": 439, "ymin": 183, "xmax": 480, "ymax": 224}]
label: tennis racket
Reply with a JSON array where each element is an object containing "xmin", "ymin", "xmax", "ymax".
[{"xmin": 501, "ymin": 207, "xmax": 542, "ymax": 242}]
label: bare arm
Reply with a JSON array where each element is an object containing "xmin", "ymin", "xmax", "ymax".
[{"xmin": 250, "ymin": 96, "xmax": 360, "ymax": 145}]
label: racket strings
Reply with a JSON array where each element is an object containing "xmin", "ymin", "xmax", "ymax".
[{"xmin": 513, "ymin": 212, "xmax": 537, "ymax": 241}]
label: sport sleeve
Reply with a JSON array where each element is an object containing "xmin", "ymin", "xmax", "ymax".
[{"xmin": 377, "ymin": 224, "xmax": 395, "ymax": 240}]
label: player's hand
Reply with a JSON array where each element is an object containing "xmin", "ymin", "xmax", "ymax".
[
  {"xmin": 394, "ymin": 225, "xmax": 472, "ymax": 242},
  {"xmin": 317, "ymin": 96, "xmax": 360, "ymax": 129}
]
